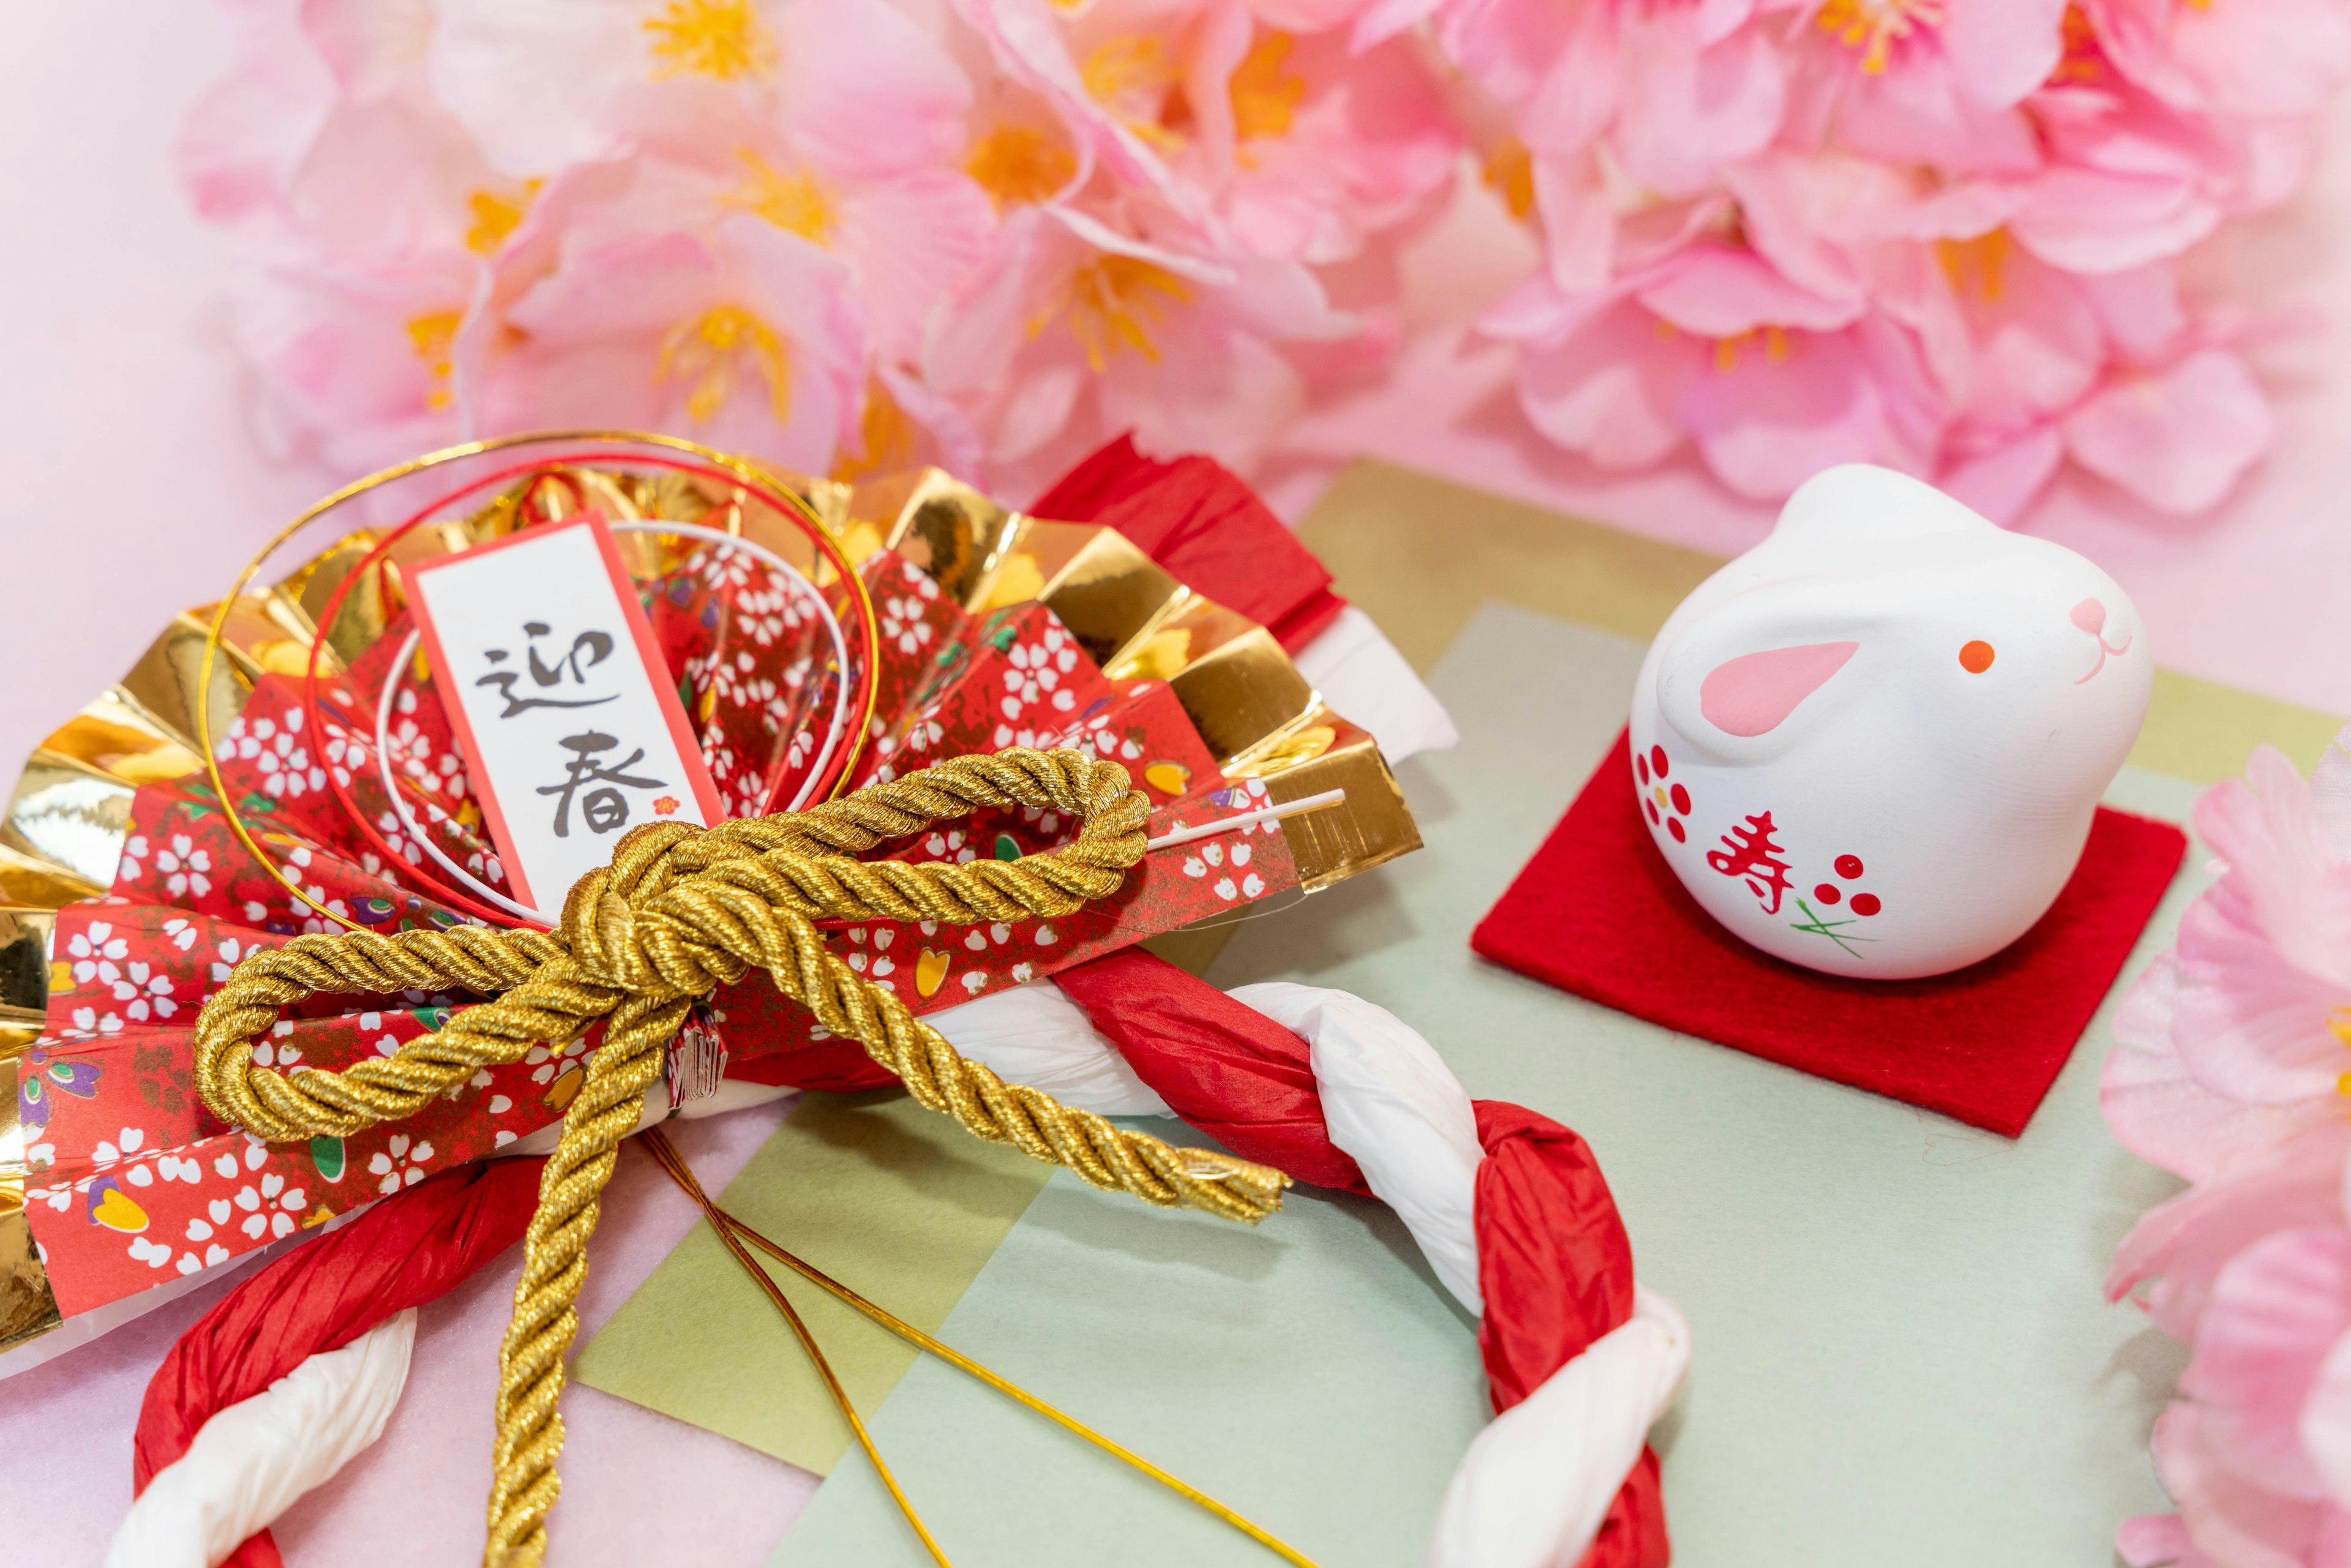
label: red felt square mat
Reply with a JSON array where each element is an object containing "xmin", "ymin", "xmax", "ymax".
[{"xmin": 1472, "ymin": 730, "xmax": 2188, "ymax": 1136}]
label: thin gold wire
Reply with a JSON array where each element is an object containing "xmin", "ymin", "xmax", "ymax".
[
  {"xmin": 639, "ymin": 1129, "xmax": 953, "ymax": 1567},
  {"xmin": 637, "ymin": 1128, "xmax": 1322, "ymax": 1568},
  {"xmin": 194, "ymin": 430, "xmax": 882, "ymax": 934}
]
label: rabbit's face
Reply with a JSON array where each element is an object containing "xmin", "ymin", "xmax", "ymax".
[{"xmin": 1630, "ymin": 465, "xmax": 2151, "ymax": 978}]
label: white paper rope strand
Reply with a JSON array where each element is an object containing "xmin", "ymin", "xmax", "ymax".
[
  {"xmin": 108, "ymin": 1309, "xmax": 416, "ymax": 1568},
  {"xmin": 943, "ymin": 980, "xmax": 1690, "ymax": 1567}
]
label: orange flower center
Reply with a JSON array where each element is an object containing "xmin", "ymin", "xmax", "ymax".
[
  {"xmin": 722, "ymin": 150, "xmax": 833, "ymax": 242},
  {"xmin": 966, "ymin": 124, "xmax": 1078, "ymax": 210},
  {"xmin": 1482, "ymin": 138, "xmax": 1537, "ymax": 222},
  {"xmin": 1707, "ymin": 325, "xmax": 1791, "ymax": 372},
  {"xmin": 656, "ymin": 305, "xmax": 791, "ymax": 422},
  {"xmin": 1231, "ymin": 32, "xmax": 1307, "ymax": 141},
  {"xmin": 2053, "ymin": 6, "xmax": 2107, "ymax": 81},
  {"xmin": 644, "ymin": 0, "xmax": 778, "ymax": 81},
  {"xmin": 1935, "ymin": 228, "xmax": 2011, "ymax": 301},
  {"xmin": 464, "ymin": 181, "xmax": 542, "ymax": 256},
  {"xmin": 407, "ymin": 310, "xmax": 462, "ymax": 411},
  {"xmin": 1049, "ymin": 256, "xmax": 1192, "ymax": 370},
  {"xmin": 1082, "ymin": 34, "xmax": 1183, "ymax": 151},
  {"xmin": 832, "ymin": 378, "xmax": 920, "ymax": 482},
  {"xmin": 1814, "ymin": 0, "xmax": 1945, "ymax": 75}
]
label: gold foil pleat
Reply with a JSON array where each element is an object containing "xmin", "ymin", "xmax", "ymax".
[
  {"xmin": 864, "ymin": 468, "xmax": 1019, "ymax": 606},
  {"xmin": 839, "ymin": 470, "xmax": 1422, "ymax": 890},
  {"xmin": 1246, "ymin": 723, "xmax": 1422, "ymax": 890},
  {"xmin": 39, "ymin": 692, "xmax": 204, "ymax": 785},
  {"xmin": 0, "ymin": 846, "xmax": 101, "ymax": 910},
  {"xmin": 119, "ymin": 611, "xmax": 254, "ymax": 749},
  {"xmin": 0, "ymin": 1050, "xmax": 60, "ymax": 1354},
  {"xmin": 3, "ymin": 752, "xmax": 137, "ymax": 894},
  {"xmin": 0, "ymin": 908, "xmax": 51, "ymax": 1052}
]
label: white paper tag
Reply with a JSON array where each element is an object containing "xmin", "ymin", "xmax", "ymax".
[{"xmin": 407, "ymin": 514, "xmax": 722, "ymax": 915}]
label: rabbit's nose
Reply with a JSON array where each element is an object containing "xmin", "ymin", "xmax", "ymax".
[{"xmin": 2069, "ymin": 598, "xmax": 2107, "ymax": 634}]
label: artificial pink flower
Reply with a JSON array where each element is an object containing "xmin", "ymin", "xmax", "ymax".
[
  {"xmin": 430, "ymin": 0, "xmax": 978, "ymax": 184},
  {"xmin": 486, "ymin": 214, "xmax": 869, "ymax": 475},
  {"xmin": 2085, "ymin": 0, "xmax": 2351, "ymax": 124},
  {"xmin": 2008, "ymin": 17, "xmax": 2330, "ymax": 277},
  {"xmin": 184, "ymin": 0, "xmax": 2340, "ymax": 516},
  {"xmin": 955, "ymin": 0, "xmax": 1458, "ymax": 266},
  {"xmin": 2106, "ymin": 725, "xmax": 2351, "ymax": 1565},
  {"xmin": 179, "ymin": 0, "xmax": 339, "ymax": 231},
  {"xmin": 1372, "ymin": 0, "xmax": 1783, "ymax": 206},
  {"xmin": 181, "ymin": 0, "xmax": 528, "ymax": 468},
  {"xmin": 1201, "ymin": 26, "xmax": 1458, "ymax": 265},
  {"xmin": 2109, "ymin": 733, "xmax": 2351, "ymax": 1137},
  {"xmin": 924, "ymin": 204, "xmax": 1351, "ymax": 490},
  {"xmin": 2126, "ymin": 1400, "xmax": 2351, "ymax": 1566},
  {"xmin": 514, "ymin": 83, "xmax": 997, "ymax": 366},
  {"xmin": 2060, "ymin": 347, "xmax": 2276, "ymax": 514},
  {"xmin": 1483, "ymin": 237, "xmax": 1943, "ymax": 500},
  {"xmin": 1769, "ymin": 0, "xmax": 2065, "ymax": 174}
]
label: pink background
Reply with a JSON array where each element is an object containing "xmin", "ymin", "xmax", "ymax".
[{"xmin": 4, "ymin": 4, "xmax": 2347, "ymax": 1564}]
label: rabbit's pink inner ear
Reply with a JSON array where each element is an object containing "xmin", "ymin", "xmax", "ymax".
[{"xmin": 1698, "ymin": 641, "xmax": 1860, "ymax": 737}]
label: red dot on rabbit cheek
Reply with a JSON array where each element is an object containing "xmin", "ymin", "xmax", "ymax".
[
  {"xmin": 1670, "ymin": 783, "xmax": 1690, "ymax": 815},
  {"xmin": 1637, "ymin": 753, "xmax": 1651, "ymax": 786},
  {"xmin": 1814, "ymin": 883, "xmax": 1841, "ymax": 905},
  {"xmin": 1851, "ymin": 893, "xmax": 1882, "ymax": 917},
  {"xmin": 1667, "ymin": 818, "xmax": 1685, "ymax": 842},
  {"xmin": 1834, "ymin": 855, "xmax": 1864, "ymax": 879},
  {"xmin": 1650, "ymin": 745, "xmax": 1670, "ymax": 779}
]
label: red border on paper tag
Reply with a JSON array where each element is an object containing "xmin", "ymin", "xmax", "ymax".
[{"xmin": 407, "ymin": 512, "xmax": 724, "ymax": 914}]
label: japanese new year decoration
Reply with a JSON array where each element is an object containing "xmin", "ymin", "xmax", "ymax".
[{"xmin": 1, "ymin": 432, "xmax": 1675, "ymax": 1568}]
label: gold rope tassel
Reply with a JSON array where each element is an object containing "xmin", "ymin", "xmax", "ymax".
[{"xmin": 187, "ymin": 749, "xmax": 1292, "ymax": 1568}]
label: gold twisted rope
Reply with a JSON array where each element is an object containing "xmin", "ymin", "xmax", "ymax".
[{"xmin": 188, "ymin": 749, "xmax": 1291, "ymax": 1568}]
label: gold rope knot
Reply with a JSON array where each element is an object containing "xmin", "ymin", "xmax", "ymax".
[{"xmin": 187, "ymin": 748, "xmax": 1290, "ymax": 1568}]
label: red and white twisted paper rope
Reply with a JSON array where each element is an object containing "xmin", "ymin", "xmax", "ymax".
[{"xmin": 115, "ymin": 956, "xmax": 1684, "ymax": 1567}]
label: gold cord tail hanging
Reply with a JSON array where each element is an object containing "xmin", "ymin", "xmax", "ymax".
[{"xmin": 187, "ymin": 748, "xmax": 1292, "ymax": 1568}]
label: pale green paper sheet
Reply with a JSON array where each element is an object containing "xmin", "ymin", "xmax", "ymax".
[{"xmin": 748, "ymin": 604, "xmax": 2205, "ymax": 1566}]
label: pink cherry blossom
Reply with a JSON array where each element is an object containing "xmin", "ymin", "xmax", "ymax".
[
  {"xmin": 1769, "ymin": 0, "xmax": 2065, "ymax": 175},
  {"xmin": 1483, "ymin": 237, "xmax": 1943, "ymax": 500},
  {"xmin": 2106, "ymin": 726, "xmax": 2351, "ymax": 1564},
  {"xmin": 1473, "ymin": 0, "xmax": 1777, "ymax": 189},
  {"xmin": 520, "ymin": 82, "xmax": 998, "ymax": 364},
  {"xmin": 490, "ymin": 214, "xmax": 869, "ymax": 475},
  {"xmin": 956, "ymin": 0, "xmax": 1458, "ymax": 264},
  {"xmin": 1445, "ymin": 0, "xmax": 2333, "ymax": 518},
  {"xmin": 924, "ymin": 204, "xmax": 1352, "ymax": 491},
  {"xmin": 2085, "ymin": 0, "xmax": 2351, "ymax": 124},
  {"xmin": 2008, "ymin": 20, "xmax": 2328, "ymax": 276},
  {"xmin": 430, "ymin": 0, "xmax": 978, "ymax": 182},
  {"xmin": 183, "ymin": 0, "xmax": 2350, "ymax": 511}
]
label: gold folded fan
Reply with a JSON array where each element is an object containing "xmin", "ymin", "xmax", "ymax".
[{"xmin": 0, "ymin": 455, "xmax": 1420, "ymax": 1359}]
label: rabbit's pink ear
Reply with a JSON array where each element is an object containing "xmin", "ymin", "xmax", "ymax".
[{"xmin": 1699, "ymin": 642, "xmax": 1859, "ymax": 737}]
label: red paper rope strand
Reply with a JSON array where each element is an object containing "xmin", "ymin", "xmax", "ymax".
[
  {"xmin": 132, "ymin": 1159, "xmax": 546, "ymax": 1567},
  {"xmin": 1055, "ymin": 948, "xmax": 1667, "ymax": 1568}
]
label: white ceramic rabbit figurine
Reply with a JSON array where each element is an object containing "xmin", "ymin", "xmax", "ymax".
[{"xmin": 1629, "ymin": 464, "xmax": 2151, "ymax": 980}]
